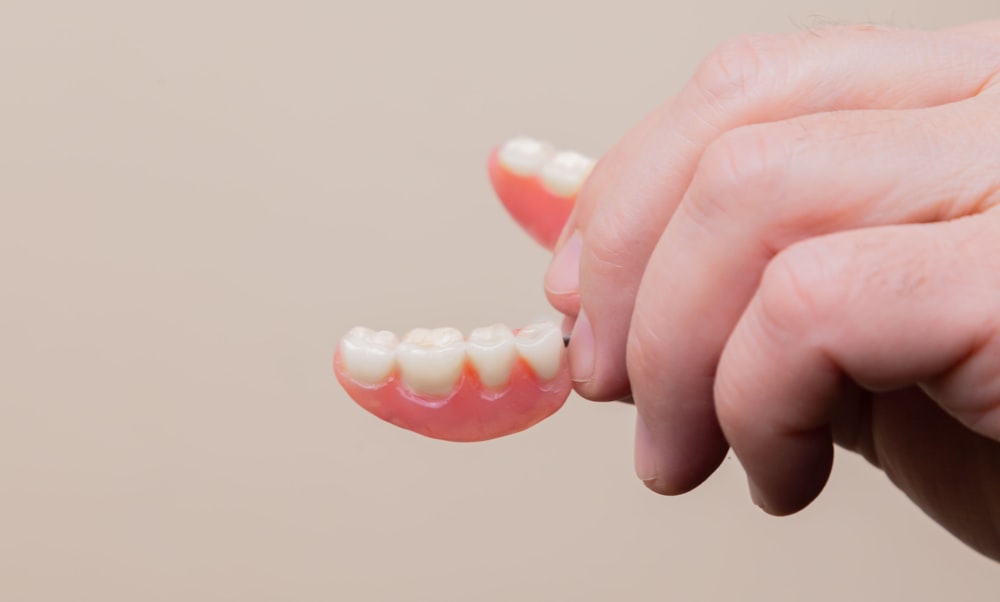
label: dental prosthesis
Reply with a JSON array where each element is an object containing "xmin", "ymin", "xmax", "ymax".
[
  {"xmin": 335, "ymin": 137, "xmax": 595, "ymax": 442},
  {"xmin": 488, "ymin": 136, "xmax": 595, "ymax": 250}
]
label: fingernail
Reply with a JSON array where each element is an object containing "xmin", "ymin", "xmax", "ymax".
[
  {"xmin": 747, "ymin": 478, "xmax": 767, "ymax": 512},
  {"xmin": 560, "ymin": 314, "xmax": 576, "ymax": 336},
  {"xmin": 568, "ymin": 308, "xmax": 595, "ymax": 383},
  {"xmin": 634, "ymin": 416, "xmax": 659, "ymax": 484},
  {"xmin": 545, "ymin": 231, "xmax": 581, "ymax": 295}
]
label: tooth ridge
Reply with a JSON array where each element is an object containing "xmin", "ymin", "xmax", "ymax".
[
  {"xmin": 397, "ymin": 327, "xmax": 467, "ymax": 397},
  {"xmin": 498, "ymin": 136, "xmax": 555, "ymax": 177},
  {"xmin": 467, "ymin": 324, "xmax": 516, "ymax": 389},
  {"xmin": 514, "ymin": 321, "xmax": 564, "ymax": 381},
  {"xmin": 343, "ymin": 321, "xmax": 565, "ymax": 392},
  {"xmin": 539, "ymin": 150, "xmax": 595, "ymax": 197},
  {"xmin": 339, "ymin": 327, "xmax": 399, "ymax": 385}
]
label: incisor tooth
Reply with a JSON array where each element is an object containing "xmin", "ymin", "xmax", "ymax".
[
  {"xmin": 498, "ymin": 136, "xmax": 555, "ymax": 176},
  {"xmin": 339, "ymin": 327, "xmax": 399, "ymax": 384},
  {"xmin": 514, "ymin": 321, "xmax": 564, "ymax": 381},
  {"xmin": 539, "ymin": 151, "xmax": 595, "ymax": 197},
  {"xmin": 466, "ymin": 324, "xmax": 517, "ymax": 389},
  {"xmin": 397, "ymin": 327, "xmax": 466, "ymax": 397}
]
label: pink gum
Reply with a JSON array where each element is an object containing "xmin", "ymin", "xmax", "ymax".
[
  {"xmin": 487, "ymin": 148, "xmax": 577, "ymax": 250},
  {"xmin": 334, "ymin": 350, "xmax": 572, "ymax": 442}
]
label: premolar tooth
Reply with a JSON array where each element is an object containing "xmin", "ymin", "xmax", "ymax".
[
  {"xmin": 339, "ymin": 327, "xmax": 399, "ymax": 384},
  {"xmin": 397, "ymin": 327, "xmax": 467, "ymax": 397},
  {"xmin": 466, "ymin": 324, "xmax": 517, "ymax": 389},
  {"xmin": 539, "ymin": 151, "xmax": 595, "ymax": 197},
  {"xmin": 514, "ymin": 321, "xmax": 564, "ymax": 381},
  {"xmin": 498, "ymin": 136, "xmax": 555, "ymax": 177}
]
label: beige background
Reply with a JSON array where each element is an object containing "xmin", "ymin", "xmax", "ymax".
[{"xmin": 2, "ymin": 1, "xmax": 998, "ymax": 600}]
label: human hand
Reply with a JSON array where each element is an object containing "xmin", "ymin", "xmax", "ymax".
[{"xmin": 495, "ymin": 22, "xmax": 1000, "ymax": 560}]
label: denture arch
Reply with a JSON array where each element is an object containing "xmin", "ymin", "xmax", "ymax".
[
  {"xmin": 337, "ymin": 136, "xmax": 593, "ymax": 441},
  {"xmin": 335, "ymin": 321, "xmax": 571, "ymax": 442},
  {"xmin": 488, "ymin": 136, "xmax": 594, "ymax": 249}
]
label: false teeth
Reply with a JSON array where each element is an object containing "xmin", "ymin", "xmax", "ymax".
[
  {"xmin": 539, "ymin": 151, "xmax": 595, "ymax": 197},
  {"xmin": 514, "ymin": 321, "xmax": 564, "ymax": 381},
  {"xmin": 496, "ymin": 137, "xmax": 595, "ymax": 198},
  {"xmin": 338, "ymin": 327, "xmax": 400, "ymax": 384},
  {"xmin": 466, "ymin": 324, "xmax": 518, "ymax": 389},
  {"xmin": 396, "ymin": 327, "xmax": 467, "ymax": 397},
  {"xmin": 337, "ymin": 320, "xmax": 566, "ymax": 397},
  {"xmin": 497, "ymin": 136, "xmax": 555, "ymax": 176}
]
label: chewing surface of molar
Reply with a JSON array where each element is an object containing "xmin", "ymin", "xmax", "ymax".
[
  {"xmin": 337, "ymin": 321, "xmax": 566, "ymax": 397},
  {"xmin": 538, "ymin": 151, "xmax": 596, "ymax": 197},
  {"xmin": 497, "ymin": 136, "xmax": 555, "ymax": 176},
  {"xmin": 338, "ymin": 327, "xmax": 399, "ymax": 384},
  {"xmin": 497, "ymin": 137, "xmax": 594, "ymax": 198},
  {"xmin": 396, "ymin": 327, "xmax": 466, "ymax": 397},
  {"xmin": 513, "ymin": 321, "xmax": 564, "ymax": 381}
]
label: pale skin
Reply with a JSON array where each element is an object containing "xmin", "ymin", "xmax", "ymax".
[{"xmin": 541, "ymin": 22, "xmax": 1000, "ymax": 561}]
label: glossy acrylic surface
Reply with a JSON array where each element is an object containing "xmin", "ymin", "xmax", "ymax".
[
  {"xmin": 334, "ymin": 340, "xmax": 571, "ymax": 442},
  {"xmin": 488, "ymin": 147, "xmax": 576, "ymax": 249}
]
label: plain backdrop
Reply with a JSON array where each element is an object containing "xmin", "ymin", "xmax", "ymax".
[{"xmin": 2, "ymin": 1, "xmax": 998, "ymax": 600}]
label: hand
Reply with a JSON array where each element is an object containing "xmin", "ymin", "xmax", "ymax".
[{"xmin": 537, "ymin": 23, "xmax": 1000, "ymax": 560}]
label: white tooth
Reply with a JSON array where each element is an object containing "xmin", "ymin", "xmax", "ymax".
[
  {"xmin": 397, "ymin": 327, "xmax": 467, "ymax": 397},
  {"xmin": 339, "ymin": 327, "xmax": 399, "ymax": 384},
  {"xmin": 466, "ymin": 324, "xmax": 517, "ymax": 389},
  {"xmin": 498, "ymin": 136, "xmax": 555, "ymax": 176},
  {"xmin": 539, "ymin": 151, "xmax": 595, "ymax": 197},
  {"xmin": 514, "ymin": 321, "xmax": 564, "ymax": 381}
]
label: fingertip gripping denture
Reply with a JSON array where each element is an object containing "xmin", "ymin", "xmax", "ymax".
[
  {"xmin": 334, "ymin": 322, "xmax": 572, "ymax": 442},
  {"xmin": 487, "ymin": 136, "xmax": 595, "ymax": 249}
]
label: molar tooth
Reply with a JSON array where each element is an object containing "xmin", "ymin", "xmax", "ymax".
[
  {"xmin": 397, "ymin": 327, "xmax": 467, "ymax": 397},
  {"xmin": 498, "ymin": 136, "xmax": 555, "ymax": 176},
  {"xmin": 466, "ymin": 324, "xmax": 517, "ymax": 389},
  {"xmin": 539, "ymin": 151, "xmax": 595, "ymax": 197},
  {"xmin": 339, "ymin": 327, "xmax": 399, "ymax": 384},
  {"xmin": 514, "ymin": 321, "xmax": 564, "ymax": 381}
]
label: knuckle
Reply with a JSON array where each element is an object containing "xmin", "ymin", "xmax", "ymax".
[
  {"xmin": 581, "ymin": 208, "xmax": 634, "ymax": 276},
  {"xmin": 580, "ymin": 197, "xmax": 663, "ymax": 280},
  {"xmin": 694, "ymin": 34, "xmax": 784, "ymax": 104},
  {"xmin": 756, "ymin": 240, "xmax": 840, "ymax": 336},
  {"xmin": 693, "ymin": 24, "xmax": 896, "ymax": 107},
  {"xmin": 574, "ymin": 158, "xmax": 640, "ymax": 276},
  {"xmin": 626, "ymin": 314, "xmax": 667, "ymax": 390},
  {"xmin": 702, "ymin": 125, "xmax": 784, "ymax": 193},
  {"xmin": 687, "ymin": 125, "xmax": 784, "ymax": 227}
]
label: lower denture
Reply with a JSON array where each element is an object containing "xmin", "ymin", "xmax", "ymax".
[{"xmin": 335, "ymin": 323, "xmax": 571, "ymax": 442}]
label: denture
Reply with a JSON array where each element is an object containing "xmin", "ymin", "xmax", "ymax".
[
  {"xmin": 488, "ymin": 136, "xmax": 595, "ymax": 249},
  {"xmin": 336, "ymin": 137, "xmax": 593, "ymax": 441},
  {"xmin": 335, "ymin": 321, "xmax": 571, "ymax": 442}
]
